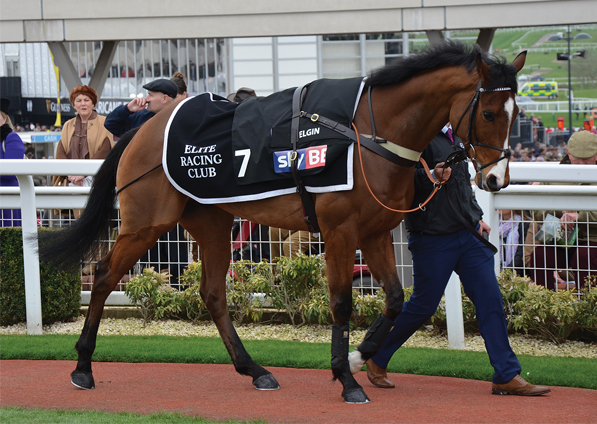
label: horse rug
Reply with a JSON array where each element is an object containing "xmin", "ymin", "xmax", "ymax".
[{"xmin": 163, "ymin": 78, "xmax": 365, "ymax": 204}]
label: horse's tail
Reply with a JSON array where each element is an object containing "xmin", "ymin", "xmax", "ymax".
[{"xmin": 37, "ymin": 127, "xmax": 140, "ymax": 271}]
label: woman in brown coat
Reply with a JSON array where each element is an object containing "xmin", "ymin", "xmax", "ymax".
[{"xmin": 53, "ymin": 85, "xmax": 114, "ymax": 218}]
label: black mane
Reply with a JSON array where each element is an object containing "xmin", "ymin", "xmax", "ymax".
[{"xmin": 365, "ymin": 41, "xmax": 518, "ymax": 91}]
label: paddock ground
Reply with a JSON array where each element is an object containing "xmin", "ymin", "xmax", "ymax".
[{"xmin": 1, "ymin": 360, "xmax": 595, "ymax": 423}]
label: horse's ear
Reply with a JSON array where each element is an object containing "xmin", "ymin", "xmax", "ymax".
[
  {"xmin": 475, "ymin": 53, "xmax": 492, "ymax": 83},
  {"xmin": 511, "ymin": 51, "xmax": 527, "ymax": 73}
]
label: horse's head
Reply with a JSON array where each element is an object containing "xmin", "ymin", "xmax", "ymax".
[{"xmin": 452, "ymin": 50, "xmax": 526, "ymax": 192}]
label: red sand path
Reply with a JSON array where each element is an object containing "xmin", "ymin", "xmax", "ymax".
[{"xmin": 1, "ymin": 360, "xmax": 596, "ymax": 423}]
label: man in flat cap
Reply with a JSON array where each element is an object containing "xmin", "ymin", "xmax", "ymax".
[
  {"xmin": 566, "ymin": 130, "xmax": 597, "ymax": 164},
  {"xmin": 103, "ymin": 77, "xmax": 186, "ymax": 286},
  {"xmin": 530, "ymin": 130, "xmax": 597, "ymax": 290},
  {"xmin": 104, "ymin": 78, "xmax": 178, "ymax": 137}
]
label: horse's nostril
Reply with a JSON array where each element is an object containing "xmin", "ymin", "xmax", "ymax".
[{"xmin": 486, "ymin": 175, "xmax": 500, "ymax": 192}]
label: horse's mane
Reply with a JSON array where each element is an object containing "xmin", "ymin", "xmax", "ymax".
[{"xmin": 365, "ymin": 41, "xmax": 518, "ymax": 91}]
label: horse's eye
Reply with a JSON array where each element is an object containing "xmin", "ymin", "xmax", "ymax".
[{"xmin": 483, "ymin": 111, "xmax": 496, "ymax": 122}]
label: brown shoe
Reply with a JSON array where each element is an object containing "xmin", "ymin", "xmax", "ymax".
[
  {"xmin": 365, "ymin": 359, "xmax": 395, "ymax": 388},
  {"xmin": 492, "ymin": 375, "xmax": 551, "ymax": 396}
]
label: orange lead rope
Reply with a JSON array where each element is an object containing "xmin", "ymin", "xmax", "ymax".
[{"xmin": 353, "ymin": 123, "xmax": 446, "ymax": 214}]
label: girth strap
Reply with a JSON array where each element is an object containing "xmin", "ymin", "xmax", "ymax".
[{"xmin": 291, "ymin": 84, "xmax": 321, "ymax": 234}]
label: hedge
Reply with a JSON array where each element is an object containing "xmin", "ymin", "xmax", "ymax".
[
  {"xmin": 0, "ymin": 227, "xmax": 81, "ymax": 326},
  {"xmin": 126, "ymin": 259, "xmax": 597, "ymax": 344}
]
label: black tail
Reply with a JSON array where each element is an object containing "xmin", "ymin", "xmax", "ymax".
[{"xmin": 37, "ymin": 127, "xmax": 140, "ymax": 271}]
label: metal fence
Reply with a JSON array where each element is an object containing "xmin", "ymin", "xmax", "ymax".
[{"xmin": 2, "ymin": 160, "xmax": 597, "ymax": 336}]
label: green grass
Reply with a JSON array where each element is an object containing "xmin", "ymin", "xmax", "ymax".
[
  {"xmin": 526, "ymin": 111, "xmax": 591, "ymax": 129},
  {"xmin": 1, "ymin": 334, "xmax": 596, "ymax": 390},
  {"xmin": 0, "ymin": 407, "xmax": 265, "ymax": 424}
]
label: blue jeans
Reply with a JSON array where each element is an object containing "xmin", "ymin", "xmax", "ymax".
[{"xmin": 371, "ymin": 227, "xmax": 521, "ymax": 384}]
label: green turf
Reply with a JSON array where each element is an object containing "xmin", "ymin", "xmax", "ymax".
[
  {"xmin": 1, "ymin": 334, "xmax": 595, "ymax": 390},
  {"xmin": 0, "ymin": 407, "xmax": 265, "ymax": 424}
]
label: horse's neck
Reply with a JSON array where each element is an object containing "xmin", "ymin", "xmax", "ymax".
[{"xmin": 369, "ymin": 68, "xmax": 477, "ymax": 152}]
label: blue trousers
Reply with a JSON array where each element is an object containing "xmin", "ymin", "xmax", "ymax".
[{"xmin": 371, "ymin": 228, "xmax": 521, "ymax": 384}]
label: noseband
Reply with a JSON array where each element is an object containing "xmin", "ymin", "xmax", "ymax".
[{"xmin": 452, "ymin": 81, "xmax": 512, "ymax": 174}]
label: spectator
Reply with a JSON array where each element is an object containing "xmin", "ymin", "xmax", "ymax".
[
  {"xmin": 231, "ymin": 220, "xmax": 270, "ymax": 262},
  {"xmin": 519, "ymin": 108, "xmax": 528, "ymax": 119},
  {"xmin": 499, "ymin": 210, "xmax": 530, "ymax": 277},
  {"xmin": 269, "ymin": 227, "xmax": 318, "ymax": 259},
  {"xmin": 25, "ymin": 146, "xmax": 35, "ymax": 159},
  {"xmin": 227, "ymin": 87, "xmax": 256, "ymax": 103},
  {"xmin": 52, "ymin": 85, "xmax": 114, "ymax": 218},
  {"xmin": 104, "ymin": 78, "xmax": 178, "ymax": 137},
  {"xmin": 530, "ymin": 131, "xmax": 597, "ymax": 290},
  {"xmin": 359, "ymin": 126, "xmax": 550, "ymax": 396},
  {"xmin": 1, "ymin": 97, "xmax": 26, "ymax": 227},
  {"xmin": 170, "ymin": 72, "xmax": 188, "ymax": 101},
  {"xmin": 103, "ymin": 78, "xmax": 185, "ymax": 286}
]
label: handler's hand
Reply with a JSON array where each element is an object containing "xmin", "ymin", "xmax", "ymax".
[
  {"xmin": 433, "ymin": 163, "xmax": 452, "ymax": 182},
  {"xmin": 126, "ymin": 98, "xmax": 147, "ymax": 113},
  {"xmin": 478, "ymin": 219, "xmax": 491, "ymax": 236}
]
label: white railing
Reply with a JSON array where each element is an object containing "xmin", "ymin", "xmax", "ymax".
[
  {"xmin": 516, "ymin": 99, "xmax": 597, "ymax": 112},
  {"xmin": 2, "ymin": 160, "xmax": 597, "ymax": 347}
]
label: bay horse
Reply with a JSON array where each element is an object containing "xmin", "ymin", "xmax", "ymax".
[{"xmin": 40, "ymin": 42, "xmax": 526, "ymax": 404}]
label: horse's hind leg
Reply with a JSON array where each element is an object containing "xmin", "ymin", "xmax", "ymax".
[
  {"xmin": 348, "ymin": 232, "xmax": 404, "ymax": 374},
  {"xmin": 180, "ymin": 204, "xmax": 279, "ymax": 390},
  {"xmin": 71, "ymin": 227, "xmax": 167, "ymax": 389}
]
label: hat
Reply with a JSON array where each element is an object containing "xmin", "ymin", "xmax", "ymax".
[
  {"xmin": 1, "ymin": 97, "xmax": 10, "ymax": 114},
  {"xmin": 69, "ymin": 85, "xmax": 98, "ymax": 106},
  {"xmin": 143, "ymin": 79, "xmax": 178, "ymax": 98},
  {"xmin": 233, "ymin": 87, "xmax": 256, "ymax": 103},
  {"xmin": 567, "ymin": 131, "xmax": 597, "ymax": 159}
]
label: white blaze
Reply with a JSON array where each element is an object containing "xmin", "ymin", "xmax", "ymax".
[{"xmin": 487, "ymin": 97, "xmax": 514, "ymax": 188}]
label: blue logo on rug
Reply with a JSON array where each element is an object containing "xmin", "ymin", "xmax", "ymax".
[{"xmin": 274, "ymin": 145, "xmax": 328, "ymax": 173}]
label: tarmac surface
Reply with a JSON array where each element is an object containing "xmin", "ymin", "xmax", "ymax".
[{"xmin": 2, "ymin": 360, "xmax": 596, "ymax": 423}]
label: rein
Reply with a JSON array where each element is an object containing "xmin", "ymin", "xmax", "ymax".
[{"xmin": 353, "ymin": 123, "xmax": 445, "ymax": 214}]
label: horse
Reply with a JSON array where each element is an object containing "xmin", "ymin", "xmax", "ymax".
[{"xmin": 39, "ymin": 42, "xmax": 526, "ymax": 404}]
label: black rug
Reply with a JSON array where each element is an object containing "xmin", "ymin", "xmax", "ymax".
[{"xmin": 164, "ymin": 79, "xmax": 365, "ymax": 204}]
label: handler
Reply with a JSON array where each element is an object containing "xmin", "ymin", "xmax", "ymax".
[{"xmin": 362, "ymin": 126, "xmax": 551, "ymax": 396}]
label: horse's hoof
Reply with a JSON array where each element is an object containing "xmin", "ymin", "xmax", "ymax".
[
  {"xmin": 253, "ymin": 373, "xmax": 280, "ymax": 390},
  {"xmin": 71, "ymin": 371, "xmax": 95, "ymax": 390},
  {"xmin": 342, "ymin": 388, "xmax": 371, "ymax": 404}
]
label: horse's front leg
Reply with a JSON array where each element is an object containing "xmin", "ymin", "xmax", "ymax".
[
  {"xmin": 324, "ymin": 232, "xmax": 370, "ymax": 403},
  {"xmin": 181, "ymin": 206, "xmax": 279, "ymax": 390},
  {"xmin": 348, "ymin": 232, "xmax": 404, "ymax": 374}
]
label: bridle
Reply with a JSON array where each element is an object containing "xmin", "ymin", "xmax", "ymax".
[{"xmin": 452, "ymin": 80, "xmax": 513, "ymax": 174}]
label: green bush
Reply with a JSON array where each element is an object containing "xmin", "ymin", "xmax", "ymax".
[
  {"xmin": 226, "ymin": 260, "xmax": 270, "ymax": 324},
  {"xmin": 121, "ymin": 256, "xmax": 597, "ymax": 344},
  {"xmin": 178, "ymin": 261, "xmax": 207, "ymax": 323},
  {"xmin": 508, "ymin": 283, "xmax": 597, "ymax": 344},
  {"xmin": 0, "ymin": 227, "xmax": 81, "ymax": 326},
  {"xmin": 267, "ymin": 255, "xmax": 326, "ymax": 326},
  {"xmin": 351, "ymin": 290, "xmax": 386, "ymax": 329},
  {"xmin": 124, "ymin": 267, "xmax": 181, "ymax": 323}
]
